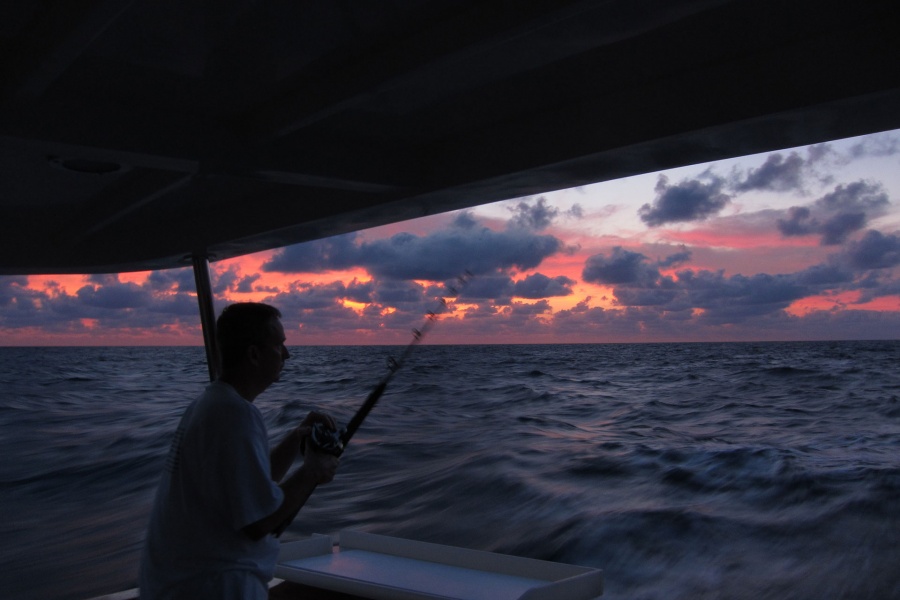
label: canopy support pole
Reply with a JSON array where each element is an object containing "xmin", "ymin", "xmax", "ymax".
[{"xmin": 192, "ymin": 255, "xmax": 220, "ymax": 382}]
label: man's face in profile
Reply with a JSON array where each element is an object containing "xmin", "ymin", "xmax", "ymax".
[{"xmin": 258, "ymin": 318, "xmax": 289, "ymax": 386}]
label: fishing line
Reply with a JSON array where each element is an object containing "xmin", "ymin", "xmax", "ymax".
[{"xmin": 274, "ymin": 271, "xmax": 473, "ymax": 536}]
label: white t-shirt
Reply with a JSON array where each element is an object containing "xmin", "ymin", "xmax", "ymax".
[{"xmin": 140, "ymin": 381, "xmax": 284, "ymax": 600}]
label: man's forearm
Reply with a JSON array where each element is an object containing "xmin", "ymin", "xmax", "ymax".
[
  {"xmin": 243, "ymin": 465, "xmax": 318, "ymax": 540},
  {"xmin": 270, "ymin": 429, "xmax": 302, "ymax": 482}
]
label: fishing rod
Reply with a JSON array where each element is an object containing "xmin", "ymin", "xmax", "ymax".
[{"xmin": 274, "ymin": 271, "xmax": 472, "ymax": 537}]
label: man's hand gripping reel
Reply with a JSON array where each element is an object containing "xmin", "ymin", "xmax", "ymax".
[{"xmin": 308, "ymin": 422, "xmax": 345, "ymax": 456}]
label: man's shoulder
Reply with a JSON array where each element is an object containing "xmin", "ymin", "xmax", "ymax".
[{"xmin": 191, "ymin": 381, "xmax": 259, "ymax": 422}]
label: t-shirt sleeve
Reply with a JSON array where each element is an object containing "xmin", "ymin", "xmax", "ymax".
[{"xmin": 209, "ymin": 401, "xmax": 285, "ymax": 531}]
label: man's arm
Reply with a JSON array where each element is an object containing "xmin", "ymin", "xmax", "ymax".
[
  {"xmin": 244, "ymin": 449, "xmax": 339, "ymax": 540},
  {"xmin": 270, "ymin": 427, "xmax": 303, "ymax": 483}
]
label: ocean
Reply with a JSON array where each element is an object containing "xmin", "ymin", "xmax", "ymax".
[{"xmin": 1, "ymin": 341, "xmax": 899, "ymax": 600}]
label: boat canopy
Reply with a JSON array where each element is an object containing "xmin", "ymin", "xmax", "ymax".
[{"xmin": 1, "ymin": 0, "xmax": 899, "ymax": 276}]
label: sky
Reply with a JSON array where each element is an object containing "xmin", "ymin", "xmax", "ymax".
[{"xmin": 2, "ymin": 130, "xmax": 899, "ymax": 346}]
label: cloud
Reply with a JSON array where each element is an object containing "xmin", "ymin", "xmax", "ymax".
[
  {"xmin": 579, "ymin": 237, "xmax": 899, "ymax": 326},
  {"xmin": 508, "ymin": 197, "xmax": 559, "ymax": 230},
  {"xmin": 819, "ymin": 212, "xmax": 867, "ymax": 245},
  {"xmin": 212, "ymin": 265, "xmax": 241, "ymax": 294},
  {"xmin": 372, "ymin": 279, "xmax": 429, "ymax": 306},
  {"xmin": 677, "ymin": 270, "xmax": 809, "ymax": 321},
  {"xmin": 777, "ymin": 181, "xmax": 890, "ymax": 245},
  {"xmin": 847, "ymin": 131, "xmax": 900, "ymax": 159},
  {"xmin": 235, "ymin": 274, "xmax": 261, "ymax": 293},
  {"xmin": 613, "ymin": 285, "xmax": 679, "ymax": 307},
  {"xmin": 777, "ymin": 206, "xmax": 816, "ymax": 236},
  {"xmin": 345, "ymin": 279, "xmax": 376, "ymax": 304},
  {"xmin": 818, "ymin": 180, "xmax": 889, "ymax": 212},
  {"xmin": 0, "ymin": 271, "xmax": 201, "ymax": 336},
  {"xmin": 639, "ymin": 173, "xmax": 731, "ymax": 226},
  {"xmin": 76, "ymin": 277, "xmax": 150, "ymax": 309},
  {"xmin": 728, "ymin": 144, "xmax": 844, "ymax": 193},
  {"xmin": 733, "ymin": 152, "xmax": 806, "ymax": 193},
  {"xmin": 0, "ymin": 275, "xmax": 29, "ymax": 307},
  {"xmin": 512, "ymin": 273, "xmax": 575, "ymax": 299},
  {"xmin": 262, "ymin": 233, "xmax": 360, "ymax": 274},
  {"xmin": 509, "ymin": 299, "xmax": 552, "ymax": 316},
  {"xmin": 460, "ymin": 274, "xmax": 514, "ymax": 301},
  {"xmin": 839, "ymin": 230, "xmax": 900, "ymax": 270},
  {"xmin": 147, "ymin": 269, "xmax": 195, "ymax": 293},
  {"xmin": 582, "ymin": 247, "xmax": 660, "ymax": 285},
  {"xmin": 263, "ymin": 213, "xmax": 563, "ymax": 280},
  {"xmin": 658, "ymin": 247, "xmax": 692, "ymax": 268}
]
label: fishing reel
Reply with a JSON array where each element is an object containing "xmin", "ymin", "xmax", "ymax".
[{"xmin": 308, "ymin": 421, "xmax": 346, "ymax": 457}]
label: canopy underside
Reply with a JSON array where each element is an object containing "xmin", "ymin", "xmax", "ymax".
[{"xmin": 1, "ymin": 0, "xmax": 898, "ymax": 274}]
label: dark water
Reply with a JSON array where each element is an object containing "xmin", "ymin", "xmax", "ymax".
[{"xmin": 2, "ymin": 341, "xmax": 900, "ymax": 600}]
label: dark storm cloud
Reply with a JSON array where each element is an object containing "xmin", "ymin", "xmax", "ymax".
[
  {"xmin": 582, "ymin": 247, "xmax": 660, "ymax": 285},
  {"xmin": 639, "ymin": 174, "xmax": 731, "ymax": 226},
  {"xmin": 777, "ymin": 181, "xmax": 890, "ymax": 245},
  {"xmin": 512, "ymin": 273, "xmax": 575, "ymax": 299},
  {"xmin": 263, "ymin": 213, "xmax": 563, "ymax": 281}
]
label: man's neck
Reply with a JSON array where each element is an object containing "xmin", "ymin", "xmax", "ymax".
[{"xmin": 218, "ymin": 373, "xmax": 261, "ymax": 402}]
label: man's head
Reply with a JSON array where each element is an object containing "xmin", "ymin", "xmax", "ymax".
[{"xmin": 217, "ymin": 303, "xmax": 289, "ymax": 385}]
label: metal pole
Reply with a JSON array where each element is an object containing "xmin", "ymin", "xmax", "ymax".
[{"xmin": 192, "ymin": 255, "xmax": 220, "ymax": 381}]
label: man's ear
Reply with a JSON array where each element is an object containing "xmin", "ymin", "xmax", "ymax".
[{"xmin": 247, "ymin": 344, "xmax": 261, "ymax": 366}]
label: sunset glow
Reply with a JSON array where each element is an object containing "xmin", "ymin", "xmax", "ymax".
[{"xmin": 2, "ymin": 130, "xmax": 899, "ymax": 346}]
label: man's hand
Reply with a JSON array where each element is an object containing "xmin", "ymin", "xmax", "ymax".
[
  {"xmin": 303, "ymin": 447, "xmax": 340, "ymax": 485},
  {"xmin": 299, "ymin": 411, "xmax": 340, "ymax": 484},
  {"xmin": 302, "ymin": 410, "xmax": 337, "ymax": 430},
  {"xmin": 271, "ymin": 410, "xmax": 339, "ymax": 482},
  {"xmin": 292, "ymin": 410, "xmax": 338, "ymax": 452}
]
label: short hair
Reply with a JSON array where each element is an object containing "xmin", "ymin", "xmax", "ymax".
[{"xmin": 216, "ymin": 303, "xmax": 282, "ymax": 372}]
